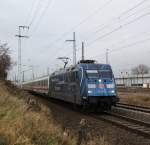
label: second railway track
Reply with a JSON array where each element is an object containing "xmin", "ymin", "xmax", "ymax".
[
  {"xmin": 116, "ymin": 102, "xmax": 150, "ymax": 114},
  {"xmin": 92, "ymin": 111, "xmax": 150, "ymax": 139}
]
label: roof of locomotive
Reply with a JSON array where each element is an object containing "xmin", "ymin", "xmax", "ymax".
[
  {"xmin": 51, "ymin": 60, "xmax": 112, "ymax": 76},
  {"xmin": 77, "ymin": 60, "xmax": 112, "ymax": 70},
  {"xmin": 78, "ymin": 63, "xmax": 111, "ymax": 69}
]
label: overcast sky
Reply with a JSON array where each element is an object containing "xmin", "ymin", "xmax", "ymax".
[{"xmin": 0, "ymin": 0, "xmax": 150, "ymax": 80}]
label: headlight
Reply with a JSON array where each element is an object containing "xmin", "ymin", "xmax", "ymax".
[
  {"xmin": 88, "ymin": 90, "xmax": 92, "ymax": 94},
  {"xmin": 99, "ymin": 79, "xmax": 102, "ymax": 82},
  {"xmin": 111, "ymin": 90, "xmax": 115, "ymax": 93}
]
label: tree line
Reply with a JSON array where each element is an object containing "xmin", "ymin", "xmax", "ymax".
[
  {"xmin": 0, "ymin": 43, "xmax": 12, "ymax": 80},
  {"xmin": 131, "ymin": 64, "xmax": 150, "ymax": 76}
]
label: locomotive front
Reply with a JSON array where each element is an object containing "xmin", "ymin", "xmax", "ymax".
[{"xmin": 79, "ymin": 62, "xmax": 119, "ymax": 110}]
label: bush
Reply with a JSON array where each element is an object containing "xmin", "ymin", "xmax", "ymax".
[{"xmin": 0, "ymin": 134, "xmax": 9, "ymax": 145}]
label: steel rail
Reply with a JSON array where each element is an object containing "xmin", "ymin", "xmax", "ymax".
[
  {"xmin": 116, "ymin": 103, "xmax": 150, "ymax": 114},
  {"xmin": 92, "ymin": 112, "xmax": 150, "ymax": 139}
]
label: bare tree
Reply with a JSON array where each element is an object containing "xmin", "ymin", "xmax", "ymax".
[
  {"xmin": 0, "ymin": 43, "xmax": 12, "ymax": 80},
  {"xmin": 131, "ymin": 64, "xmax": 149, "ymax": 75},
  {"xmin": 131, "ymin": 64, "xmax": 150, "ymax": 84}
]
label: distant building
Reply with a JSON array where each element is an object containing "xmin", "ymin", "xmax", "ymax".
[{"xmin": 115, "ymin": 74, "xmax": 150, "ymax": 88}]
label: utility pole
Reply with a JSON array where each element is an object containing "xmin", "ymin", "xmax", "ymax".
[
  {"xmin": 47, "ymin": 67, "xmax": 50, "ymax": 75},
  {"xmin": 82, "ymin": 42, "xmax": 85, "ymax": 60},
  {"xmin": 106, "ymin": 49, "xmax": 109, "ymax": 64},
  {"xmin": 31, "ymin": 65, "xmax": 34, "ymax": 80},
  {"xmin": 15, "ymin": 26, "xmax": 29, "ymax": 88},
  {"xmin": 22, "ymin": 67, "xmax": 32, "ymax": 82},
  {"xmin": 66, "ymin": 32, "xmax": 76, "ymax": 65}
]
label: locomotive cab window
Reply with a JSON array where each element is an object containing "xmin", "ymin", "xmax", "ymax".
[
  {"xmin": 99, "ymin": 70, "xmax": 113, "ymax": 78},
  {"xmin": 86, "ymin": 70, "xmax": 99, "ymax": 78},
  {"xmin": 99, "ymin": 65, "xmax": 113, "ymax": 78}
]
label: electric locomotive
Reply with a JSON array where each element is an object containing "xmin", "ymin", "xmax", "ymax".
[{"xmin": 49, "ymin": 60, "xmax": 119, "ymax": 110}]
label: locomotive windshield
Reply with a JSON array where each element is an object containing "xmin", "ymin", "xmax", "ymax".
[
  {"xmin": 99, "ymin": 70, "xmax": 113, "ymax": 78},
  {"xmin": 99, "ymin": 65, "xmax": 113, "ymax": 78},
  {"xmin": 86, "ymin": 70, "xmax": 99, "ymax": 78},
  {"xmin": 83, "ymin": 64, "xmax": 113, "ymax": 79}
]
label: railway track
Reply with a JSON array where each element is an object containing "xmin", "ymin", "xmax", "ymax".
[
  {"xmin": 116, "ymin": 102, "xmax": 150, "ymax": 114},
  {"xmin": 92, "ymin": 111, "xmax": 150, "ymax": 139},
  {"xmin": 30, "ymin": 92, "xmax": 150, "ymax": 139}
]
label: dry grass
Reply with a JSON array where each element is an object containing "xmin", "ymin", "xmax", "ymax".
[
  {"xmin": 0, "ymin": 81, "xmax": 110, "ymax": 145},
  {"xmin": 119, "ymin": 92, "xmax": 150, "ymax": 107},
  {"xmin": 0, "ymin": 81, "xmax": 76, "ymax": 145},
  {"xmin": 86, "ymin": 136, "xmax": 110, "ymax": 145}
]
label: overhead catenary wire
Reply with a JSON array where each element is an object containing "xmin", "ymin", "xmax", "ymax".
[
  {"xmin": 45, "ymin": 0, "xmax": 150, "ymax": 61},
  {"xmin": 86, "ymin": 29, "xmax": 150, "ymax": 56},
  {"xmin": 47, "ymin": 31, "xmax": 150, "ymax": 72},
  {"xmin": 59, "ymin": 30, "xmax": 150, "ymax": 66},
  {"xmin": 120, "ymin": 4, "xmax": 150, "ymax": 20},
  {"xmin": 39, "ymin": 0, "xmax": 113, "ymax": 65},
  {"xmin": 24, "ymin": 0, "xmax": 36, "ymax": 25},
  {"xmin": 50, "ymin": 1, "xmax": 150, "ymax": 60},
  {"xmin": 30, "ymin": 0, "xmax": 150, "ymax": 71},
  {"xmin": 83, "ymin": 0, "xmax": 150, "ymax": 42},
  {"xmin": 88, "ymin": 35, "xmax": 150, "ymax": 59},
  {"xmin": 87, "ymin": 9, "xmax": 150, "ymax": 47},
  {"xmin": 119, "ymin": 0, "xmax": 148, "ymax": 17},
  {"xmin": 71, "ymin": 27, "xmax": 150, "ymax": 63},
  {"xmin": 29, "ymin": 0, "xmax": 53, "ymax": 37},
  {"xmin": 48, "ymin": 0, "xmax": 148, "ymax": 49},
  {"xmin": 97, "ymin": 0, "xmax": 148, "ymax": 30},
  {"xmin": 44, "ymin": 0, "xmax": 113, "ymax": 49},
  {"xmin": 46, "ymin": 9, "xmax": 150, "ymax": 67},
  {"xmin": 28, "ymin": 0, "xmax": 42, "ymax": 27}
]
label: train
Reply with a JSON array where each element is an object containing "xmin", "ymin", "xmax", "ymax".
[{"xmin": 22, "ymin": 60, "xmax": 119, "ymax": 111}]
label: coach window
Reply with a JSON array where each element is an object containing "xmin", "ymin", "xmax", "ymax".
[
  {"xmin": 44, "ymin": 80, "xmax": 46, "ymax": 86},
  {"xmin": 43, "ymin": 80, "xmax": 45, "ymax": 86},
  {"xmin": 65, "ymin": 73, "xmax": 68, "ymax": 82},
  {"xmin": 70, "ymin": 72, "xmax": 75, "ymax": 82},
  {"xmin": 73, "ymin": 72, "xmax": 76, "ymax": 81},
  {"xmin": 60, "ymin": 75, "xmax": 63, "ymax": 81},
  {"xmin": 45, "ymin": 80, "xmax": 48, "ymax": 86},
  {"xmin": 64, "ymin": 74, "xmax": 66, "ymax": 82},
  {"xmin": 75, "ymin": 71, "xmax": 79, "ymax": 81},
  {"xmin": 69, "ymin": 73, "xmax": 71, "ymax": 82},
  {"xmin": 65, "ymin": 74, "xmax": 67, "ymax": 82},
  {"xmin": 68, "ymin": 73, "xmax": 70, "ymax": 81},
  {"xmin": 45, "ymin": 80, "xmax": 47, "ymax": 86},
  {"xmin": 70, "ymin": 72, "xmax": 73, "ymax": 82}
]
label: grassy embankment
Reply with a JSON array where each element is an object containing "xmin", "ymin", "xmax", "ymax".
[
  {"xmin": 0, "ymin": 81, "xmax": 76, "ymax": 145},
  {"xmin": 0, "ymin": 81, "xmax": 110, "ymax": 145}
]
